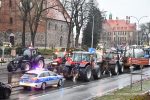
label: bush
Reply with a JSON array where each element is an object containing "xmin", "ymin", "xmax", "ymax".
[
  {"xmin": 38, "ymin": 49, "xmax": 53, "ymax": 55},
  {"xmin": 0, "ymin": 47, "xmax": 11, "ymax": 56}
]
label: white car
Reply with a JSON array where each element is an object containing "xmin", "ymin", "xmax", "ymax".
[{"xmin": 19, "ymin": 69, "xmax": 64, "ymax": 90}]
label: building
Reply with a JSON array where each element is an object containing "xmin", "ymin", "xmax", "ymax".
[
  {"xmin": 100, "ymin": 14, "xmax": 137, "ymax": 48},
  {"xmin": 0, "ymin": 0, "xmax": 71, "ymax": 48}
]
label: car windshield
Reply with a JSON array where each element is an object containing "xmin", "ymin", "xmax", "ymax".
[
  {"xmin": 125, "ymin": 49, "xmax": 144, "ymax": 58},
  {"xmin": 104, "ymin": 53, "xmax": 114, "ymax": 59},
  {"xmin": 23, "ymin": 49, "xmax": 31, "ymax": 57},
  {"xmin": 72, "ymin": 53, "xmax": 90, "ymax": 62},
  {"xmin": 22, "ymin": 73, "xmax": 37, "ymax": 78}
]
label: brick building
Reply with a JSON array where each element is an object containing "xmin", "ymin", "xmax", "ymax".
[
  {"xmin": 100, "ymin": 14, "xmax": 137, "ymax": 48},
  {"xmin": 0, "ymin": 0, "xmax": 71, "ymax": 48}
]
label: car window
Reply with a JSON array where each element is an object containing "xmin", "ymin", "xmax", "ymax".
[
  {"xmin": 39, "ymin": 73, "xmax": 45, "ymax": 77},
  {"xmin": 23, "ymin": 73, "xmax": 37, "ymax": 78},
  {"xmin": 44, "ymin": 72, "xmax": 50, "ymax": 77},
  {"xmin": 49, "ymin": 71, "xmax": 57, "ymax": 76}
]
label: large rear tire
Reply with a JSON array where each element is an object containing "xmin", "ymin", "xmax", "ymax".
[
  {"xmin": 63, "ymin": 66, "xmax": 70, "ymax": 79},
  {"xmin": 112, "ymin": 64, "xmax": 119, "ymax": 75},
  {"xmin": 84, "ymin": 65, "xmax": 92, "ymax": 82},
  {"xmin": 38, "ymin": 59, "xmax": 45, "ymax": 69},
  {"xmin": 93, "ymin": 67, "xmax": 101, "ymax": 80}
]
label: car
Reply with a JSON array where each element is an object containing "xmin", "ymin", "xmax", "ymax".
[
  {"xmin": 7, "ymin": 47, "xmax": 45, "ymax": 72},
  {"xmin": 0, "ymin": 82, "xmax": 12, "ymax": 99},
  {"xmin": 19, "ymin": 69, "xmax": 64, "ymax": 90}
]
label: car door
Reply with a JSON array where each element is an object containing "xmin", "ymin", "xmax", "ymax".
[
  {"xmin": 49, "ymin": 71, "xmax": 59, "ymax": 84},
  {"xmin": 43, "ymin": 72, "xmax": 52, "ymax": 86}
]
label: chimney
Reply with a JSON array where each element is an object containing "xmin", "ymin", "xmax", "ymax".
[{"xmin": 126, "ymin": 16, "xmax": 130, "ymax": 24}]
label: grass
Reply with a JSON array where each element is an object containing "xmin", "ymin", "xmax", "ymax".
[{"xmin": 94, "ymin": 79, "xmax": 150, "ymax": 100}]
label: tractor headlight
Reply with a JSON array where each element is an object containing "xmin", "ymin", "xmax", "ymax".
[
  {"xmin": 51, "ymin": 62, "xmax": 58, "ymax": 65},
  {"xmin": 13, "ymin": 61, "xmax": 19, "ymax": 63}
]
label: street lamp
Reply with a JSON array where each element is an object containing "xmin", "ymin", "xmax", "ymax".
[
  {"xmin": 130, "ymin": 16, "xmax": 148, "ymax": 45},
  {"xmin": 91, "ymin": 13, "xmax": 98, "ymax": 48},
  {"xmin": 0, "ymin": 0, "xmax": 2, "ymax": 8}
]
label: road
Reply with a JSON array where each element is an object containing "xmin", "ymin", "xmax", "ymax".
[
  {"xmin": 1, "ymin": 59, "xmax": 150, "ymax": 100},
  {"xmin": 4, "ymin": 67, "xmax": 150, "ymax": 100}
]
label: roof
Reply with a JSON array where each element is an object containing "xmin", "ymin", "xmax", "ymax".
[
  {"xmin": 46, "ymin": 0, "xmax": 70, "ymax": 22},
  {"xmin": 103, "ymin": 19, "xmax": 136, "ymax": 32},
  {"xmin": 26, "ymin": 69, "xmax": 50, "ymax": 75}
]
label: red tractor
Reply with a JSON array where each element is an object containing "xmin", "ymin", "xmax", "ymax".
[{"xmin": 63, "ymin": 51, "xmax": 102, "ymax": 82}]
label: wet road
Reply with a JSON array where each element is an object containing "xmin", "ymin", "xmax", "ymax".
[{"xmin": 6, "ymin": 67, "xmax": 150, "ymax": 100}]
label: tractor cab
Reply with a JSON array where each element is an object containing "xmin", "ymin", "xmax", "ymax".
[{"xmin": 143, "ymin": 48, "xmax": 150, "ymax": 58}]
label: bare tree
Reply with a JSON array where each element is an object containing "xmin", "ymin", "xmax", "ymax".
[
  {"xmin": 18, "ymin": 0, "xmax": 33, "ymax": 47},
  {"xmin": 61, "ymin": 0, "xmax": 90, "ymax": 48},
  {"xmin": 27, "ymin": 0, "xmax": 59, "ymax": 47},
  {"xmin": 60, "ymin": 0, "xmax": 74, "ymax": 48},
  {"xmin": 140, "ymin": 23, "xmax": 150, "ymax": 45}
]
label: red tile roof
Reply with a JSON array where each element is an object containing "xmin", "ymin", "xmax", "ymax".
[{"xmin": 104, "ymin": 19, "xmax": 136, "ymax": 32}]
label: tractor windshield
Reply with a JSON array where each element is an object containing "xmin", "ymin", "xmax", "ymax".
[
  {"xmin": 23, "ymin": 49, "xmax": 31, "ymax": 57},
  {"xmin": 72, "ymin": 53, "xmax": 90, "ymax": 62}
]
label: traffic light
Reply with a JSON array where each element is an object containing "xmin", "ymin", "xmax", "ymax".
[{"xmin": 9, "ymin": 36, "xmax": 14, "ymax": 46}]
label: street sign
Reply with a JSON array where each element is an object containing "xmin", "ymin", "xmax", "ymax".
[{"xmin": 88, "ymin": 48, "xmax": 96, "ymax": 53}]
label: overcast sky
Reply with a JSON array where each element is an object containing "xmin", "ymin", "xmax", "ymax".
[{"xmin": 98, "ymin": 0, "xmax": 150, "ymax": 23}]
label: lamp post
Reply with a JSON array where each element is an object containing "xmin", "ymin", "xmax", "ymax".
[
  {"xmin": 91, "ymin": 15, "xmax": 95, "ymax": 48},
  {"xmin": 130, "ymin": 16, "xmax": 148, "ymax": 45}
]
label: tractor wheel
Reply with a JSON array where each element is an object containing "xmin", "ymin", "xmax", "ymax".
[
  {"xmin": 112, "ymin": 64, "xmax": 119, "ymax": 75},
  {"xmin": 21, "ymin": 62, "xmax": 31, "ymax": 71},
  {"xmin": 63, "ymin": 66, "xmax": 70, "ymax": 79},
  {"xmin": 83, "ymin": 65, "xmax": 92, "ymax": 82},
  {"xmin": 38, "ymin": 59, "xmax": 45, "ymax": 69},
  {"xmin": 119, "ymin": 63, "xmax": 124, "ymax": 74},
  {"xmin": 93, "ymin": 67, "xmax": 102, "ymax": 80}
]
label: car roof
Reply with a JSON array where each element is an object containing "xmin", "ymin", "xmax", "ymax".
[{"xmin": 26, "ymin": 69, "xmax": 50, "ymax": 75}]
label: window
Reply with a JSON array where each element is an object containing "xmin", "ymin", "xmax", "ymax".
[
  {"xmin": 60, "ymin": 36, "xmax": 62, "ymax": 46},
  {"xmin": 61, "ymin": 25, "xmax": 63, "ymax": 31},
  {"xmin": 48, "ymin": 22, "xmax": 51, "ymax": 29},
  {"xmin": 44, "ymin": 72, "xmax": 50, "ymax": 77},
  {"xmin": 39, "ymin": 73, "xmax": 45, "ymax": 77},
  {"xmin": 9, "ymin": 0, "xmax": 12, "ymax": 7},
  {"xmin": 10, "ymin": 17, "xmax": 13, "ymax": 24},
  {"xmin": 55, "ymin": 24, "xmax": 57, "ymax": 30}
]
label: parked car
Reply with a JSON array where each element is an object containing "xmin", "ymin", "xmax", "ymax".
[
  {"xmin": 0, "ymin": 82, "xmax": 12, "ymax": 99},
  {"xmin": 19, "ymin": 69, "xmax": 64, "ymax": 90},
  {"xmin": 7, "ymin": 48, "xmax": 45, "ymax": 72}
]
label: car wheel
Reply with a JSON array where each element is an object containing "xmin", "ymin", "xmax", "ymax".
[
  {"xmin": 7, "ymin": 62, "xmax": 13, "ymax": 72},
  {"xmin": 38, "ymin": 59, "xmax": 45, "ymax": 69},
  {"xmin": 21, "ymin": 62, "xmax": 31, "ymax": 71},
  {"xmin": 41, "ymin": 83, "xmax": 46, "ymax": 90},
  {"xmin": 3, "ymin": 89, "xmax": 11, "ymax": 99},
  {"xmin": 93, "ymin": 67, "xmax": 101, "ymax": 80},
  {"xmin": 57, "ymin": 79, "xmax": 63, "ymax": 87},
  {"xmin": 84, "ymin": 65, "xmax": 92, "ymax": 82}
]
